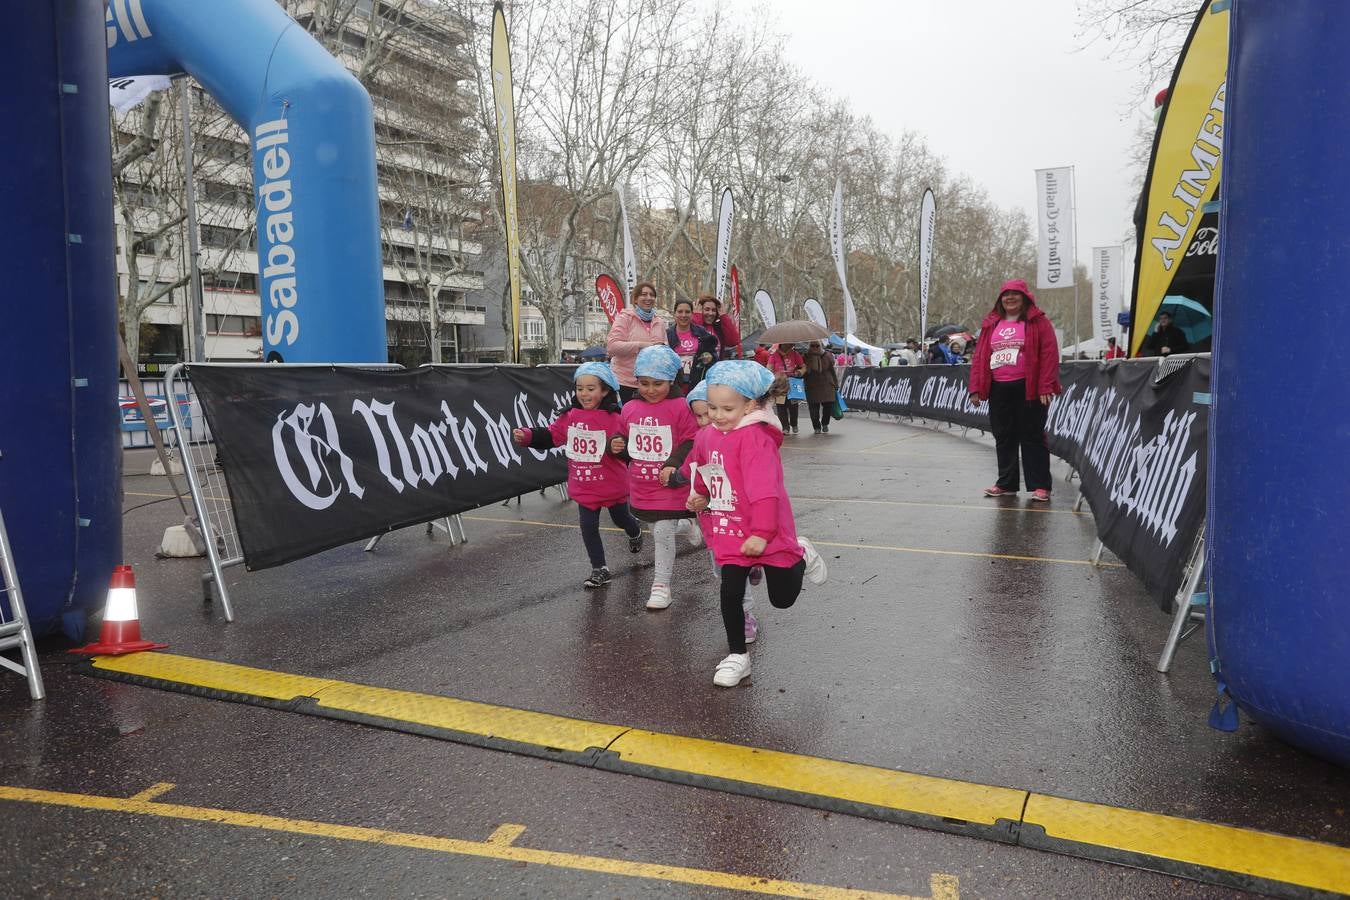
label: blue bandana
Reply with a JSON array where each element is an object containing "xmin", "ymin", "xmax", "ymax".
[
  {"xmin": 574, "ymin": 361, "xmax": 618, "ymax": 393},
  {"xmin": 685, "ymin": 381, "xmax": 708, "ymax": 405},
  {"xmin": 707, "ymin": 360, "xmax": 775, "ymax": 400},
  {"xmin": 634, "ymin": 304, "xmax": 655, "ymax": 322},
  {"xmin": 635, "ymin": 345, "xmax": 681, "ymax": 381}
]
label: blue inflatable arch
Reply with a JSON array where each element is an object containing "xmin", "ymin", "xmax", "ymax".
[
  {"xmin": 0, "ymin": 0, "xmax": 385, "ymax": 640},
  {"xmin": 2, "ymin": 2, "xmax": 122, "ymax": 639},
  {"xmin": 1211, "ymin": 0, "xmax": 1350, "ymax": 766},
  {"xmin": 106, "ymin": 0, "xmax": 386, "ymax": 363}
]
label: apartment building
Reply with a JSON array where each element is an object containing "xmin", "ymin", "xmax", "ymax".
[{"xmin": 114, "ymin": 0, "xmax": 485, "ymax": 371}]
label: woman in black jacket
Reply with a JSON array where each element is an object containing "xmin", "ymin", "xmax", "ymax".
[{"xmin": 667, "ymin": 298, "xmax": 718, "ymax": 394}]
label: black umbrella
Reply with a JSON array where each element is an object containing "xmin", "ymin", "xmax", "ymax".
[{"xmin": 925, "ymin": 323, "xmax": 963, "ymax": 339}]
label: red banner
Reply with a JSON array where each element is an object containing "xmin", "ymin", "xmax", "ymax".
[
  {"xmin": 595, "ymin": 274, "xmax": 625, "ymax": 324},
  {"xmin": 730, "ymin": 265, "xmax": 741, "ymax": 324}
]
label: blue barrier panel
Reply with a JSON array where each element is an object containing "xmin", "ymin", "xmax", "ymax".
[
  {"xmin": 1211, "ymin": 1, "xmax": 1350, "ymax": 765},
  {"xmin": 0, "ymin": 2, "xmax": 122, "ymax": 639},
  {"xmin": 107, "ymin": 0, "xmax": 386, "ymax": 363}
]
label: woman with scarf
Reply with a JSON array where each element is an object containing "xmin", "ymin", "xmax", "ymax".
[{"xmin": 606, "ymin": 281, "xmax": 668, "ymax": 402}]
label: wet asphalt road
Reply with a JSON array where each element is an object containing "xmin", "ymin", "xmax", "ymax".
[{"xmin": 1, "ymin": 415, "xmax": 1346, "ymax": 898}]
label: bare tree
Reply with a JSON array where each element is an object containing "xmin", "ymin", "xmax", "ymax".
[
  {"xmin": 1077, "ymin": 0, "xmax": 1198, "ymax": 99},
  {"xmin": 111, "ymin": 86, "xmax": 256, "ymax": 363}
]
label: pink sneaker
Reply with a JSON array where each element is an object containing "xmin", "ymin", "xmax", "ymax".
[
  {"xmin": 983, "ymin": 486, "xmax": 1017, "ymax": 497},
  {"xmin": 744, "ymin": 612, "xmax": 759, "ymax": 644},
  {"xmin": 1032, "ymin": 488, "xmax": 1051, "ymax": 502}
]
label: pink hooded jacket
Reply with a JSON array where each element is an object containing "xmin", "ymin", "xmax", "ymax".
[
  {"xmin": 685, "ymin": 409, "xmax": 804, "ymax": 569},
  {"xmin": 968, "ymin": 278, "xmax": 1063, "ymax": 402}
]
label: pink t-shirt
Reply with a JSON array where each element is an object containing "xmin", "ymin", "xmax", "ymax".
[
  {"xmin": 989, "ymin": 319, "xmax": 1028, "ymax": 382},
  {"xmin": 544, "ymin": 407, "xmax": 629, "ymax": 509},
  {"xmin": 620, "ymin": 397, "xmax": 699, "ymax": 512},
  {"xmin": 675, "ymin": 329, "xmax": 699, "ymax": 375}
]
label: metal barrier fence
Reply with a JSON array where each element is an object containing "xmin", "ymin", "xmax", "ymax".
[
  {"xmin": 118, "ymin": 377, "xmax": 212, "ymax": 449},
  {"xmin": 164, "ymin": 362, "xmax": 405, "ymax": 621}
]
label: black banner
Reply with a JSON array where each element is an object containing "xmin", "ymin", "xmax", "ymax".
[
  {"xmin": 188, "ymin": 364, "xmax": 575, "ymax": 571},
  {"xmin": 840, "ymin": 360, "xmax": 1210, "ymax": 600}
]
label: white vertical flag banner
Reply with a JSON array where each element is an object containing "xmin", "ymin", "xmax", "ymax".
[
  {"xmin": 1035, "ymin": 166, "xmax": 1076, "ymax": 290},
  {"xmin": 802, "ymin": 298, "xmax": 826, "ymax": 329},
  {"xmin": 753, "ymin": 289, "xmax": 777, "ymax": 328},
  {"xmin": 830, "ymin": 178, "xmax": 858, "ymax": 335},
  {"xmin": 1092, "ymin": 245, "xmax": 1123, "ymax": 343},
  {"xmin": 108, "ymin": 75, "xmax": 172, "ymax": 112},
  {"xmin": 615, "ymin": 184, "xmax": 638, "ymax": 296},
  {"xmin": 918, "ymin": 188, "xmax": 936, "ymax": 342},
  {"xmin": 714, "ymin": 187, "xmax": 734, "ymax": 305}
]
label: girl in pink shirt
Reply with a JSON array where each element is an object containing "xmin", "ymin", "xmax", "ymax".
[
  {"xmin": 613, "ymin": 346, "xmax": 702, "ymax": 611},
  {"xmin": 512, "ymin": 363, "xmax": 643, "ymax": 589},
  {"xmin": 684, "ymin": 361, "xmax": 829, "ymax": 687}
]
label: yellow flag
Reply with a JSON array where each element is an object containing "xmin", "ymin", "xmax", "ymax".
[
  {"xmin": 1129, "ymin": 0, "xmax": 1228, "ymax": 356},
  {"xmin": 491, "ymin": 2, "xmax": 521, "ymax": 363}
]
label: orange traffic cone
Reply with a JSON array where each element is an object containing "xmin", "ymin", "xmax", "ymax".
[{"xmin": 70, "ymin": 565, "xmax": 167, "ymax": 655}]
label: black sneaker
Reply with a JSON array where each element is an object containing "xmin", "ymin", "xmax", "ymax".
[
  {"xmin": 628, "ymin": 529, "xmax": 644, "ymax": 553},
  {"xmin": 583, "ymin": 567, "xmax": 612, "ymax": 589}
]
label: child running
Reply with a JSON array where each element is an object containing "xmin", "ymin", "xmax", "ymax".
[
  {"xmin": 512, "ymin": 362, "xmax": 643, "ymax": 589},
  {"xmin": 613, "ymin": 345, "xmax": 702, "ymax": 610},
  {"xmin": 685, "ymin": 360, "xmax": 828, "ymax": 687},
  {"xmin": 685, "ymin": 381, "xmax": 759, "ymax": 644}
]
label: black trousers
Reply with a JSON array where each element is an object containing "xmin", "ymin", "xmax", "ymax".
[
  {"xmin": 618, "ymin": 385, "xmax": 639, "ymax": 404},
  {"xmin": 987, "ymin": 379, "xmax": 1051, "ymax": 492},
  {"xmin": 720, "ymin": 560, "xmax": 805, "ymax": 654},
  {"xmin": 808, "ymin": 401, "xmax": 834, "ymax": 430},
  {"xmin": 577, "ymin": 502, "xmax": 641, "ymax": 568},
  {"xmin": 775, "ymin": 401, "xmax": 798, "ymax": 430}
]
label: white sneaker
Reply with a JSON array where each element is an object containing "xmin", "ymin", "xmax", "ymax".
[
  {"xmin": 646, "ymin": 583, "xmax": 672, "ymax": 610},
  {"xmin": 798, "ymin": 537, "xmax": 828, "ymax": 585},
  {"xmin": 713, "ymin": 653, "xmax": 751, "ymax": 687}
]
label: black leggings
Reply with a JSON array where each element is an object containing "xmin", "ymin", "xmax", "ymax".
[
  {"xmin": 720, "ymin": 560, "xmax": 806, "ymax": 653},
  {"xmin": 987, "ymin": 379, "xmax": 1051, "ymax": 492},
  {"xmin": 578, "ymin": 502, "xmax": 641, "ymax": 568},
  {"xmin": 775, "ymin": 401, "xmax": 799, "ymax": 430}
]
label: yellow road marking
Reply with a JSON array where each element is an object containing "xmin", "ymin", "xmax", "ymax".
[
  {"xmin": 487, "ymin": 823, "xmax": 527, "ymax": 846},
  {"xmin": 811, "ymin": 538, "xmax": 1124, "ymax": 569},
  {"xmin": 461, "ymin": 516, "xmax": 1119, "ymax": 568},
  {"xmin": 793, "ymin": 496, "xmax": 1086, "ymax": 517},
  {"xmin": 0, "ymin": 785, "xmax": 954, "ymax": 899},
  {"xmin": 129, "ymin": 782, "xmax": 176, "ymax": 802},
  {"xmin": 80, "ymin": 653, "xmax": 1350, "ymax": 896},
  {"xmin": 1024, "ymin": 793, "xmax": 1350, "ymax": 896},
  {"xmin": 125, "ymin": 490, "xmax": 230, "ymax": 504},
  {"xmin": 783, "ymin": 446, "xmax": 989, "ymax": 459}
]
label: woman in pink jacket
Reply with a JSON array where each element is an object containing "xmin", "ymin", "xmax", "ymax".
[
  {"xmin": 512, "ymin": 363, "xmax": 643, "ymax": 589},
  {"xmin": 967, "ymin": 278, "xmax": 1062, "ymax": 501},
  {"xmin": 606, "ymin": 281, "xmax": 667, "ymax": 403},
  {"xmin": 684, "ymin": 360, "xmax": 828, "ymax": 688},
  {"xmin": 765, "ymin": 343, "xmax": 806, "ymax": 433}
]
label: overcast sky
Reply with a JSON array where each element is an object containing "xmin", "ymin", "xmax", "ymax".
[{"xmin": 748, "ymin": 0, "xmax": 1157, "ymax": 265}]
